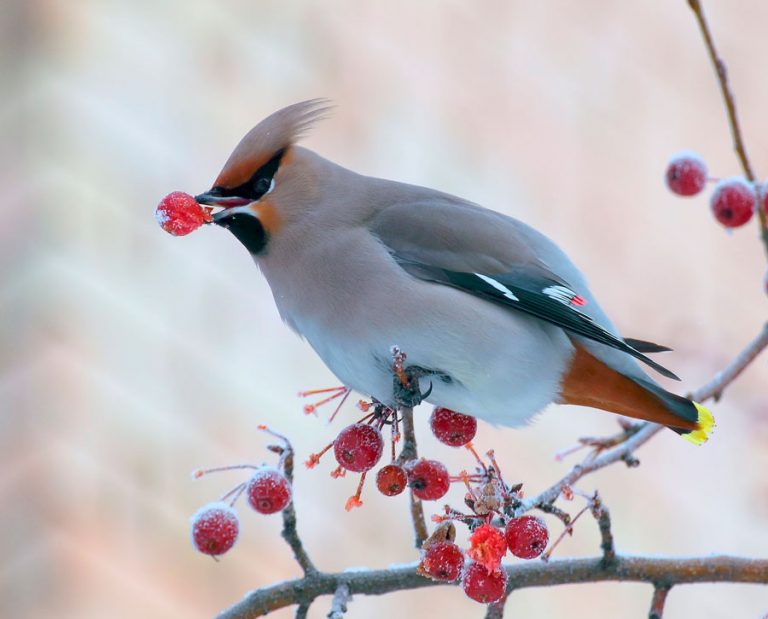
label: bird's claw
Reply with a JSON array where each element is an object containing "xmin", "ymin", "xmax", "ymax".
[{"xmin": 393, "ymin": 364, "xmax": 434, "ymax": 408}]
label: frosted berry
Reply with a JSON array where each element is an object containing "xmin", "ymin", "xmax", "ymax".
[
  {"xmin": 710, "ymin": 178, "xmax": 755, "ymax": 228},
  {"xmin": 333, "ymin": 424, "xmax": 384, "ymax": 473},
  {"xmin": 461, "ymin": 561, "xmax": 508, "ymax": 604},
  {"xmin": 665, "ymin": 153, "xmax": 707, "ymax": 196},
  {"xmin": 247, "ymin": 467, "xmax": 292, "ymax": 514},
  {"xmin": 406, "ymin": 459, "xmax": 450, "ymax": 501},
  {"xmin": 376, "ymin": 464, "xmax": 408, "ymax": 496},
  {"xmin": 504, "ymin": 516, "xmax": 549, "ymax": 559},
  {"xmin": 155, "ymin": 191, "xmax": 212, "ymax": 236},
  {"xmin": 429, "ymin": 407, "xmax": 477, "ymax": 447},
  {"xmin": 190, "ymin": 502, "xmax": 239, "ymax": 557},
  {"xmin": 468, "ymin": 524, "xmax": 507, "ymax": 574},
  {"xmin": 420, "ymin": 541, "xmax": 465, "ymax": 581}
]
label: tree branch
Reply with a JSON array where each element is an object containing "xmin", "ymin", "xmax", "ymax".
[
  {"xmin": 397, "ymin": 406, "xmax": 429, "ymax": 549},
  {"xmin": 214, "ymin": 556, "xmax": 768, "ymax": 619},
  {"xmin": 280, "ymin": 441, "xmax": 317, "ymax": 575},
  {"xmin": 516, "ymin": 321, "xmax": 768, "ymax": 515},
  {"xmin": 686, "ymin": 0, "xmax": 768, "ymax": 257}
]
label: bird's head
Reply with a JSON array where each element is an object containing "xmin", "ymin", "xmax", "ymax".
[{"xmin": 196, "ymin": 99, "xmax": 332, "ymax": 255}]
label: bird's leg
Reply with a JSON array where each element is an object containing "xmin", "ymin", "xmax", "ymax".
[{"xmin": 393, "ymin": 365, "xmax": 435, "ymax": 408}]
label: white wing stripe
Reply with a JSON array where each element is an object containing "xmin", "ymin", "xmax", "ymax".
[
  {"xmin": 542, "ymin": 285, "xmax": 576, "ymax": 305},
  {"xmin": 475, "ymin": 273, "xmax": 519, "ymax": 301}
]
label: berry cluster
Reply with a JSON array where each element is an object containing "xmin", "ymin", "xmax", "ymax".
[
  {"xmin": 297, "ymin": 387, "xmax": 553, "ymax": 605},
  {"xmin": 155, "ymin": 191, "xmax": 213, "ymax": 236},
  {"xmin": 665, "ymin": 153, "xmax": 766, "ymax": 229},
  {"xmin": 189, "ymin": 427, "xmax": 293, "ymax": 559},
  {"xmin": 301, "ymin": 393, "xmax": 478, "ymax": 509},
  {"xmin": 415, "ymin": 449, "xmax": 549, "ymax": 605}
]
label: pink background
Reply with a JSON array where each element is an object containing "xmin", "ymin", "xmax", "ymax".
[{"xmin": 2, "ymin": 1, "xmax": 767, "ymax": 617}]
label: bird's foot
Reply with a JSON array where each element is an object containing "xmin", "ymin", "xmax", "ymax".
[{"xmin": 393, "ymin": 364, "xmax": 434, "ymax": 409}]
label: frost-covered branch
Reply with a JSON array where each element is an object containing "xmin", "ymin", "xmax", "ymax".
[
  {"xmin": 278, "ymin": 437, "xmax": 317, "ymax": 575},
  {"xmin": 215, "ymin": 556, "xmax": 768, "ymax": 619}
]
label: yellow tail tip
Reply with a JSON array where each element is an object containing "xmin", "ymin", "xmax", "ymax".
[{"xmin": 682, "ymin": 401, "xmax": 715, "ymax": 445}]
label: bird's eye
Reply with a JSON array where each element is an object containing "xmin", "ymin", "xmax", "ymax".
[{"xmin": 254, "ymin": 177, "xmax": 273, "ymax": 196}]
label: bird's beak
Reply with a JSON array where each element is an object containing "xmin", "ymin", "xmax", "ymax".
[{"xmin": 194, "ymin": 191, "xmax": 253, "ymax": 209}]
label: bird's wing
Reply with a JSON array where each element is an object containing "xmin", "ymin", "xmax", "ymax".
[{"xmin": 369, "ymin": 196, "xmax": 679, "ymax": 381}]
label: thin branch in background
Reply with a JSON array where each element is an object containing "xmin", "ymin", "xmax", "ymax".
[
  {"xmin": 517, "ymin": 320, "xmax": 768, "ymax": 517},
  {"xmin": 693, "ymin": 322, "xmax": 768, "ymax": 402},
  {"xmin": 687, "ymin": 0, "xmax": 768, "ymax": 256},
  {"xmin": 648, "ymin": 585, "xmax": 671, "ymax": 619},
  {"xmin": 484, "ymin": 593, "xmax": 509, "ymax": 619},
  {"xmin": 327, "ymin": 583, "xmax": 351, "ymax": 619},
  {"xmin": 398, "ymin": 406, "xmax": 429, "ymax": 548}
]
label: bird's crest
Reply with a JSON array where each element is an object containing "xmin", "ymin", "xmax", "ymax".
[{"xmin": 213, "ymin": 99, "xmax": 332, "ymax": 189}]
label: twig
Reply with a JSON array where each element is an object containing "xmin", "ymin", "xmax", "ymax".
[
  {"xmin": 398, "ymin": 406, "xmax": 429, "ymax": 548},
  {"xmin": 280, "ymin": 442, "xmax": 317, "ymax": 575},
  {"xmin": 327, "ymin": 583, "xmax": 351, "ymax": 618},
  {"xmin": 693, "ymin": 322, "xmax": 768, "ymax": 402},
  {"xmin": 214, "ymin": 555, "xmax": 768, "ymax": 619},
  {"xmin": 516, "ymin": 321, "xmax": 768, "ymax": 515},
  {"xmin": 294, "ymin": 602, "xmax": 310, "ymax": 619},
  {"xmin": 484, "ymin": 593, "xmax": 509, "ymax": 619},
  {"xmin": 686, "ymin": 0, "xmax": 768, "ymax": 256},
  {"xmin": 591, "ymin": 494, "xmax": 616, "ymax": 567},
  {"xmin": 648, "ymin": 585, "xmax": 671, "ymax": 619}
]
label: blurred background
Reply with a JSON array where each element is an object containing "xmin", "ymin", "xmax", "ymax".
[{"xmin": 2, "ymin": 1, "xmax": 767, "ymax": 617}]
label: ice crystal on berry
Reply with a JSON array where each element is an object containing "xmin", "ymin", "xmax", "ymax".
[
  {"xmin": 505, "ymin": 515, "xmax": 549, "ymax": 560},
  {"xmin": 665, "ymin": 152, "xmax": 708, "ymax": 196},
  {"xmin": 419, "ymin": 541, "xmax": 465, "ymax": 581},
  {"xmin": 247, "ymin": 467, "xmax": 292, "ymax": 514},
  {"xmin": 155, "ymin": 191, "xmax": 212, "ymax": 236},
  {"xmin": 190, "ymin": 502, "xmax": 239, "ymax": 557},
  {"xmin": 333, "ymin": 424, "xmax": 384, "ymax": 473},
  {"xmin": 430, "ymin": 407, "xmax": 478, "ymax": 447},
  {"xmin": 461, "ymin": 561, "xmax": 508, "ymax": 604},
  {"xmin": 710, "ymin": 178, "xmax": 755, "ymax": 228}
]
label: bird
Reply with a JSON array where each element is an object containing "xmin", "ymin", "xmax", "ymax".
[{"xmin": 194, "ymin": 99, "xmax": 714, "ymax": 444}]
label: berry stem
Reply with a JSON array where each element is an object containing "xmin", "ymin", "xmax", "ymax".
[{"xmin": 540, "ymin": 503, "xmax": 591, "ymax": 562}]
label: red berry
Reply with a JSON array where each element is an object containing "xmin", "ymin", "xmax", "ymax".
[
  {"xmin": 190, "ymin": 502, "xmax": 239, "ymax": 557},
  {"xmin": 420, "ymin": 541, "xmax": 465, "ymax": 581},
  {"xmin": 710, "ymin": 178, "xmax": 755, "ymax": 228},
  {"xmin": 665, "ymin": 153, "xmax": 707, "ymax": 196},
  {"xmin": 461, "ymin": 561, "xmax": 508, "ymax": 604},
  {"xmin": 333, "ymin": 424, "xmax": 384, "ymax": 473},
  {"xmin": 376, "ymin": 464, "xmax": 408, "ymax": 496},
  {"xmin": 155, "ymin": 191, "xmax": 212, "ymax": 236},
  {"xmin": 429, "ymin": 407, "xmax": 477, "ymax": 447},
  {"xmin": 504, "ymin": 516, "xmax": 549, "ymax": 560},
  {"xmin": 468, "ymin": 524, "xmax": 507, "ymax": 574},
  {"xmin": 406, "ymin": 459, "xmax": 450, "ymax": 501},
  {"xmin": 247, "ymin": 467, "xmax": 292, "ymax": 514}
]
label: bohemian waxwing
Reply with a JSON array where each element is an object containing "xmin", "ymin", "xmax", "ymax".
[{"xmin": 195, "ymin": 100, "xmax": 714, "ymax": 444}]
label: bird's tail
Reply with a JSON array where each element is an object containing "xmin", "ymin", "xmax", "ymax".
[
  {"xmin": 632, "ymin": 378, "xmax": 715, "ymax": 445},
  {"xmin": 560, "ymin": 345, "xmax": 715, "ymax": 444}
]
